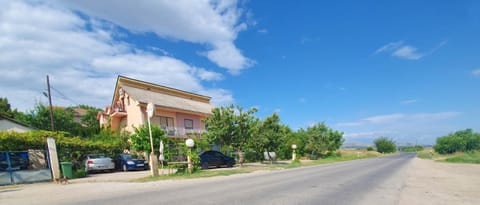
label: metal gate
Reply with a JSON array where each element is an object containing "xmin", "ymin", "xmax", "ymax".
[{"xmin": 0, "ymin": 150, "xmax": 52, "ymax": 185}]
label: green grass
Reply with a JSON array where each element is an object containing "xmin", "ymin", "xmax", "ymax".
[
  {"xmin": 417, "ymin": 149, "xmax": 480, "ymax": 164},
  {"xmin": 443, "ymin": 151, "xmax": 480, "ymax": 164}
]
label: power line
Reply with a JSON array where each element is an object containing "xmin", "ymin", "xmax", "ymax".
[{"xmin": 50, "ymin": 86, "xmax": 80, "ymax": 105}]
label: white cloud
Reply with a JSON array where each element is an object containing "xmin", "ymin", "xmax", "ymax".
[
  {"xmin": 392, "ymin": 45, "xmax": 423, "ymax": 60},
  {"xmin": 194, "ymin": 68, "xmax": 224, "ymax": 81},
  {"xmin": 400, "ymin": 99, "xmax": 418, "ymax": 105},
  {"xmin": 298, "ymin": 98, "xmax": 307, "ymax": 103},
  {"xmin": 58, "ymin": 0, "xmax": 254, "ymax": 73},
  {"xmin": 336, "ymin": 112, "xmax": 461, "ymax": 127},
  {"xmin": 374, "ymin": 41, "xmax": 403, "ymax": 54},
  {"xmin": 335, "ymin": 112, "xmax": 463, "ymax": 144},
  {"xmin": 343, "ymin": 131, "xmax": 391, "ymax": 139},
  {"xmin": 258, "ymin": 29, "xmax": 268, "ymax": 34},
  {"xmin": 0, "ymin": 0, "xmax": 234, "ymax": 111},
  {"xmin": 473, "ymin": 69, "xmax": 480, "ymax": 77},
  {"xmin": 374, "ymin": 41, "xmax": 428, "ymax": 60}
]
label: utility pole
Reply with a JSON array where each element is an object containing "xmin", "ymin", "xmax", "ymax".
[{"xmin": 46, "ymin": 75, "xmax": 55, "ymax": 131}]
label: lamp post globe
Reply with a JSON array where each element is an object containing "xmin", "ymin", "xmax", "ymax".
[
  {"xmin": 291, "ymin": 144, "xmax": 297, "ymax": 161},
  {"xmin": 185, "ymin": 138, "xmax": 195, "ymax": 174},
  {"xmin": 186, "ymin": 138, "xmax": 195, "ymax": 148}
]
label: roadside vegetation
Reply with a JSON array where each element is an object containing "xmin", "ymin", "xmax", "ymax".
[
  {"xmin": 417, "ymin": 129, "xmax": 480, "ymax": 164},
  {"xmin": 373, "ymin": 137, "xmax": 396, "ymax": 153},
  {"xmin": 418, "ymin": 149, "xmax": 480, "ymax": 164}
]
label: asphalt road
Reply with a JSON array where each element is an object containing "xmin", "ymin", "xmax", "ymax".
[
  {"xmin": 81, "ymin": 153, "xmax": 414, "ymax": 205},
  {"xmin": 1, "ymin": 153, "xmax": 415, "ymax": 205}
]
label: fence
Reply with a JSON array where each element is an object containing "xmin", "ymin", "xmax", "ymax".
[{"xmin": 0, "ymin": 150, "xmax": 52, "ymax": 185}]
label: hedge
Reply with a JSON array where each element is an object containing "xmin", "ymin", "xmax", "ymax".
[{"xmin": 0, "ymin": 130, "xmax": 128, "ymax": 170}]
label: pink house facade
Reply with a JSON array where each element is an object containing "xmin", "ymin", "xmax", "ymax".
[{"xmin": 98, "ymin": 76, "xmax": 214, "ymax": 139}]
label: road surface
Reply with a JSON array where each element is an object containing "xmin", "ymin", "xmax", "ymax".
[{"xmin": 1, "ymin": 153, "xmax": 415, "ymax": 205}]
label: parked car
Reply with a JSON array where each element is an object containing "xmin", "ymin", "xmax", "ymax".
[
  {"xmin": 115, "ymin": 154, "xmax": 149, "ymax": 171},
  {"xmin": 84, "ymin": 154, "xmax": 115, "ymax": 174},
  {"xmin": 199, "ymin": 150, "xmax": 235, "ymax": 169}
]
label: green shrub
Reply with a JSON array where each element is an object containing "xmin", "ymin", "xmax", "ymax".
[
  {"xmin": 434, "ymin": 129, "xmax": 480, "ymax": 154},
  {"xmin": 444, "ymin": 151, "xmax": 480, "ymax": 164},
  {"xmin": 366, "ymin": 147, "xmax": 374, "ymax": 151},
  {"xmin": 374, "ymin": 137, "xmax": 396, "ymax": 153},
  {"xmin": 0, "ymin": 130, "xmax": 128, "ymax": 168},
  {"xmin": 73, "ymin": 169, "xmax": 87, "ymax": 178}
]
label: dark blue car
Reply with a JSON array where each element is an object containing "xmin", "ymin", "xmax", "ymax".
[
  {"xmin": 115, "ymin": 154, "xmax": 149, "ymax": 171},
  {"xmin": 199, "ymin": 150, "xmax": 235, "ymax": 169}
]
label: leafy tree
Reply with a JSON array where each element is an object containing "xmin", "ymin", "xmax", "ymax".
[
  {"xmin": 18, "ymin": 103, "xmax": 102, "ymax": 137},
  {"xmin": 130, "ymin": 124, "xmax": 167, "ymax": 155},
  {"xmin": 433, "ymin": 129, "xmax": 480, "ymax": 154},
  {"xmin": 0, "ymin": 97, "xmax": 24, "ymax": 119},
  {"xmin": 249, "ymin": 113, "xmax": 286, "ymax": 163},
  {"xmin": 205, "ymin": 105, "xmax": 258, "ymax": 166},
  {"xmin": 374, "ymin": 137, "xmax": 397, "ymax": 153},
  {"xmin": 304, "ymin": 123, "xmax": 344, "ymax": 158}
]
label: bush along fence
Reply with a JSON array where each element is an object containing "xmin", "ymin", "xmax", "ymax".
[{"xmin": 0, "ymin": 130, "xmax": 127, "ymax": 179}]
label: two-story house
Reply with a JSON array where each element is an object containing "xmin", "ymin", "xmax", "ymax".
[{"xmin": 98, "ymin": 76, "xmax": 214, "ymax": 139}]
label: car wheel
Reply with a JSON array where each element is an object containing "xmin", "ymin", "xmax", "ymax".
[
  {"xmin": 122, "ymin": 164, "xmax": 127, "ymax": 172},
  {"xmin": 227, "ymin": 161, "xmax": 234, "ymax": 168},
  {"xmin": 201, "ymin": 162, "xmax": 208, "ymax": 170}
]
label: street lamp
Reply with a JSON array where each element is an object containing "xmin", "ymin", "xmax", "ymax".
[
  {"xmin": 146, "ymin": 102, "xmax": 159, "ymax": 176},
  {"xmin": 291, "ymin": 144, "xmax": 297, "ymax": 161},
  {"xmin": 185, "ymin": 138, "xmax": 195, "ymax": 174}
]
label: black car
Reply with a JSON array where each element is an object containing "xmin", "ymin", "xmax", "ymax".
[
  {"xmin": 199, "ymin": 150, "xmax": 235, "ymax": 169},
  {"xmin": 115, "ymin": 154, "xmax": 149, "ymax": 171}
]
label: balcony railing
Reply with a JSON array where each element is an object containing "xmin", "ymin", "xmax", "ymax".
[{"xmin": 161, "ymin": 126, "xmax": 206, "ymax": 137}]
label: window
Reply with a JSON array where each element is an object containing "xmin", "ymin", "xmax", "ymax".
[
  {"xmin": 153, "ymin": 116, "xmax": 174, "ymax": 128},
  {"xmin": 184, "ymin": 119, "xmax": 193, "ymax": 129}
]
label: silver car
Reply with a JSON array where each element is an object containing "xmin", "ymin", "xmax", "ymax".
[{"xmin": 85, "ymin": 154, "xmax": 115, "ymax": 174}]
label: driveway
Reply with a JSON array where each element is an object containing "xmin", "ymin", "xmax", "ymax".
[{"xmin": 71, "ymin": 169, "xmax": 173, "ymax": 183}]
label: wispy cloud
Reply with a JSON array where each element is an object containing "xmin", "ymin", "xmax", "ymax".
[
  {"xmin": 336, "ymin": 112, "xmax": 461, "ymax": 127},
  {"xmin": 336, "ymin": 111, "xmax": 463, "ymax": 144},
  {"xmin": 473, "ymin": 69, "xmax": 480, "ymax": 77},
  {"xmin": 401, "ymin": 99, "xmax": 418, "ymax": 105},
  {"xmin": 374, "ymin": 40, "xmax": 447, "ymax": 60},
  {"xmin": 257, "ymin": 28, "xmax": 268, "ymax": 34},
  {"xmin": 374, "ymin": 41, "xmax": 404, "ymax": 54},
  {"xmin": 392, "ymin": 46, "xmax": 423, "ymax": 60}
]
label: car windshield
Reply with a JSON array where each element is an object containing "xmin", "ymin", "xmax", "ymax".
[
  {"xmin": 89, "ymin": 154, "xmax": 106, "ymax": 159},
  {"xmin": 122, "ymin": 155, "xmax": 133, "ymax": 160}
]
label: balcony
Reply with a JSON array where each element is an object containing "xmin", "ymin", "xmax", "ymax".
[
  {"xmin": 110, "ymin": 111, "xmax": 127, "ymax": 118},
  {"xmin": 161, "ymin": 126, "xmax": 206, "ymax": 138}
]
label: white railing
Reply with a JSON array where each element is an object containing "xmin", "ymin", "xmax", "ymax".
[{"xmin": 161, "ymin": 127, "xmax": 206, "ymax": 137}]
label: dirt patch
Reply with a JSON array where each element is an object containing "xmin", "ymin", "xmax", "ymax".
[{"xmin": 399, "ymin": 158, "xmax": 480, "ymax": 205}]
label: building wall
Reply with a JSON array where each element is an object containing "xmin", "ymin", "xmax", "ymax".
[
  {"xmin": 0, "ymin": 119, "xmax": 33, "ymax": 133},
  {"xmin": 175, "ymin": 113, "xmax": 204, "ymax": 130},
  {"xmin": 123, "ymin": 94, "xmax": 144, "ymax": 133}
]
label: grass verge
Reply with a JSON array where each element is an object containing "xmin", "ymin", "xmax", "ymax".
[
  {"xmin": 443, "ymin": 151, "xmax": 480, "ymax": 164},
  {"xmin": 133, "ymin": 150, "xmax": 381, "ymax": 183},
  {"xmin": 417, "ymin": 149, "xmax": 480, "ymax": 164}
]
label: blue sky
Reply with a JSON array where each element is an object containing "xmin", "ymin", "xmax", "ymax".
[{"xmin": 1, "ymin": 0, "xmax": 479, "ymax": 144}]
